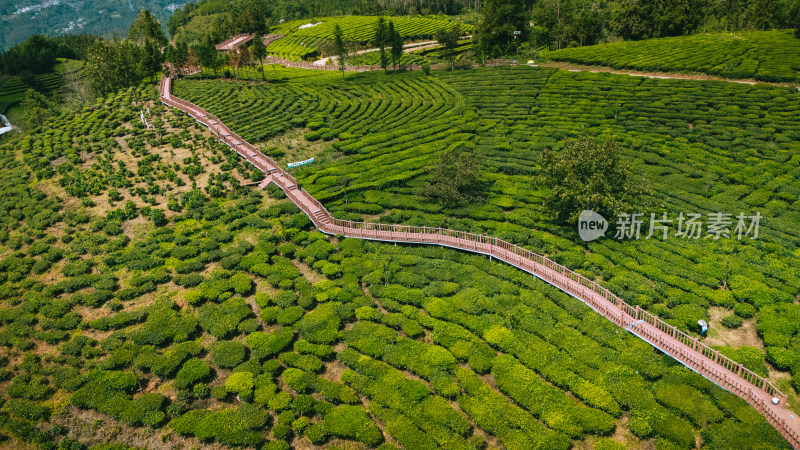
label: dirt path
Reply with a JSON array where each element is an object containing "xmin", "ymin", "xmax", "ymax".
[
  {"xmin": 541, "ymin": 61, "xmax": 800, "ymax": 89},
  {"xmin": 314, "ymin": 37, "xmax": 472, "ymax": 66}
]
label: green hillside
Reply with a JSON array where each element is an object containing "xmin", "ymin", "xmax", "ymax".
[
  {"xmin": 0, "ymin": 71, "xmax": 790, "ymax": 449},
  {"xmin": 175, "ymin": 65, "xmax": 800, "ymax": 401},
  {"xmin": 267, "ymin": 16, "xmax": 471, "ymax": 60},
  {"xmin": 543, "ymin": 30, "xmax": 800, "ymax": 83},
  {"xmin": 1, "ymin": 1, "xmax": 800, "ymax": 447}
]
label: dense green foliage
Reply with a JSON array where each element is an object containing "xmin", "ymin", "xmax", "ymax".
[
  {"xmin": 0, "ymin": 59, "xmax": 78, "ymax": 116},
  {"xmin": 523, "ymin": 0, "xmax": 800, "ymax": 50},
  {"xmin": 538, "ymin": 136, "xmax": 647, "ymax": 224},
  {"xmin": 0, "ymin": 23, "xmax": 798, "ymax": 448},
  {"xmin": 1, "ymin": 35, "xmax": 95, "ymax": 75},
  {"xmin": 544, "ymin": 29, "xmax": 800, "ymax": 82},
  {"xmin": 169, "ymin": 0, "xmax": 480, "ymax": 45},
  {"xmin": 266, "ymin": 16, "xmax": 472, "ymax": 61},
  {"xmin": 178, "ymin": 64, "xmax": 800, "ymax": 397}
]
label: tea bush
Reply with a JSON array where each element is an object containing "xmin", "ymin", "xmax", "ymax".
[{"xmin": 544, "ymin": 30, "xmax": 800, "ymax": 82}]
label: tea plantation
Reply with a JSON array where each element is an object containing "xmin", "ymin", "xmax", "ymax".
[
  {"xmin": 0, "ymin": 59, "xmax": 78, "ymax": 115},
  {"xmin": 543, "ymin": 30, "xmax": 800, "ymax": 83},
  {"xmin": 175, "ymin": 65, "xmax": 800, "ymax": 406},
  {"xmin": 0, "ymin": 80, "xmax": 790, "ymax": 446},
  {"xmin": 0, "ymin": 56, "xmax": 797, "ymax": 449},
  {"xmin": 266, "ymin": 16, "xmax": 472, "ymax": 60}
]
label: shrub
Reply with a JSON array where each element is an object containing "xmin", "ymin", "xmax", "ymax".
[
  {"xmin": 279, "ymin": 352, "xmax": 324, "ymax": 372},
  {"xmin": 734, "ymin": 302, "xmax": 756, "ymax": 318},
  {"xmin": 210, "ymin": 340, "xmax": 247, "ymax": 368},
  {"xmin": 5, "ymin": 398, "xmax": 51, "ymax": 421},
  {"xmin": 355, "ymin": 306, "xmax": 381, "ymax": 321},
  {"xmin": 295, "ymin": 303, "xmax": 341, "ymax": 344},
  {"xmin": 129, "ymin": 299, "xmax": 197, "ymax": 346},
  {"xmin": 324, "ymin": 405, "xmax": 383, "ymax": 447},
  {"xmin": 305, "ymin": 422, "xmax": 328, "ymax": 445},
  {"xmin": 170, "ymin": 404, "xmax": 267, "ymax": 447},
  {"xmin": 229, "ymin": 273, "xmax": 253, "ymax": 295},
  {"xmin": 653, "ymin": 378, "xmax": 723, "ymax": 427},
  {"xmin": 276, "ymin": 306, "xmax": 305, "ymax": 325},
  {"xmin": 225, "ymin": 372, "xmax": 255, "ymax": 400},
  {"xmin": 246, "ymin": 327, "xmax": 295, "ymax": 360},
  {"xmin": 174, "ymin": 358, "xmax": 211, "ymax": 390},
  {"xmin": 199, "ymin": 297, "xmax": 251, "ymax": 338},
  {"xmin": 721, "ymin": 314, "xmax": 743, "ymax": 329},
  {"xmin": 273, "ymin": 291, "xmax": 298, "ymax": 308},
  {"xmin": 595, "ymin": 438, "xmax": 626, "ymax": 450},
  {"xmin": 71, "ymin": 371, "xmax": 166, "ymax": 427}
]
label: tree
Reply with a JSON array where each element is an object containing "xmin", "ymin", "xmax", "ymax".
[
  {"xmin": 186, "ymin": 48, "xmax": 201, "ymax": 74},
  {"xmin": 795, "ymin": 4, "xmax": 800, "ymax": 38},
  {"xmin": 86, "ymin": 39, "xmax": 141, "ymax": 95},
  {"xmin": 137, "ymin": 38, "xmax": 163, "ymax": 82},
  {"xmin": 195, "ymin": 35, "xmax": 221, "ymax": 76},
  {"xmin": 128, "ymin": 10, "xmax": 167, "ymax": 47},
  {"xmin": 21, "ymin": 89, "xmax": 57, "ymax": 128},
  {"xmin": 0, "ymin": 35, "xmax": 60, "ymax": 75},
  {"xmin": 436, "ymin": 24, "xmax": 461, "ymax": 70},
  {"xmin": 429, "ymin": 147, "xmax": 483, "ymax": 206},
  {"xmin": 63, "ymin": 61, "xmax": 93, "ymax": 108},
  {"xmin": 251, "ymin": 37, "xmax": 267, "ymax": 80},
  {"xmin": 389, "ymin": 21, "xmax": 403, "ymax": 69},
  {"xmin": 332, "ymin": 24, "xmax": 349, "ymax": 80},
  {"xmin": 231, "ymin": 44, "xmax": 251, "ymax": 79},
  {"xmin": 477, "ymin": 0, "xmax": 532, "ymax": 56},
  {"xmin": 234, "ymin": 0, "xmax": 270, "ymax": 35},
  {"xmin": 166, "ymin": 41, "xmax": 191, "ymax": 75},
  {"xmin": 374, "ymin": 17, "xmax": 389, "ymax": 73},
  {"xmin": 536, "ymin": 136, "xmax": 648, "ymax": 225}
]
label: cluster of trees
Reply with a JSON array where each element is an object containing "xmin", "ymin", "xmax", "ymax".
[
  {"xmin": 85, "ymin": 10, "xmax": 165, "ymax": 95},
  {"xmin": 374, "ymin": 17, "xmax": 405, "ymax": 71},
  {"xmin": 475, "ymin": 0, "xmax": 800, "ymax": 54},
  {"xmin": 168, "ymin": 0, "xmax": 480, "ymax": 42},
  {"xmin": 168, "ymin": 0, "xmax": 271, "ymax": 41},
  {"xmin": 0, "ymin": 35, "xmax": 100, "ymax": 75}
]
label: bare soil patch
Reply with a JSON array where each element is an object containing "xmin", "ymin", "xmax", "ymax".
[{"xmin": 705, "ymin": 306, "xmax": 763, "ymax": 350}]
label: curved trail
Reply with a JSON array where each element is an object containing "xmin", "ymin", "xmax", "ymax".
[
  {"xmin": 160, "ymin": 74, "xmax": 800, "ymax": 447},
  {"xmin": 313, "ymin": 36, "xmax": 473, "ymax": 66},
  {"xmin": 541, "ymin": 61, "xmax": 800, "ymax": 89}
]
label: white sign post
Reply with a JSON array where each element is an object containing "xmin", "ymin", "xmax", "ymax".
[{"xmin": 288, "ymin": 157, "xmax": 315, "ymax": 168}]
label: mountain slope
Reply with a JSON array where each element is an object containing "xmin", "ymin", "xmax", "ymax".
[{"xmin": 0, "ymin": 0, "xmax": 178, "ymax": 50}]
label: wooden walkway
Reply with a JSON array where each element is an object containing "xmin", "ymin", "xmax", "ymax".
[
  {"xmin": 159, "ymin": 74, "xmax": 800, "ymax": 448},
  {"xmin": 215, "ymin": 33, "xmax": 255, "ymax": 51}
]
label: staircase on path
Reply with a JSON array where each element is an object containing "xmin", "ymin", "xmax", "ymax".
[{"xmin": 159, "ymin": 74, "xmax": 800, "ymax": 448}]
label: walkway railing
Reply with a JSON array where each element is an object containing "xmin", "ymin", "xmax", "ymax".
[{"xmin": 159, "ymin": 73, "xmax": 800, "ymax": 449}]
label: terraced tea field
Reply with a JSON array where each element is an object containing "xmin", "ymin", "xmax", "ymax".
[
  {"xmin": 543, "ymin": 30, "xmax": 800, "ymax": 83},
  {"xmin": 176, "ymin": 65, "xmax": 800, "ymax": 402},
  {"xmin": 267, "ymin": 16, "xmax": 472, "ymax": 61},
  {"xmin": 347, "ymin": 40, "xmax": 474, "ymax": 67},
  {"xmin": 0, "ymin": 73, "xmax": 787, "ymax": 449},
  {"xmin": 0, "ymin": 67, "xmax": 67, "ymax": 112}
]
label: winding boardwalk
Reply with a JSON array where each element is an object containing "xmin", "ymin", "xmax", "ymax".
[{"xmin": 160, "ymin": 74, "xmax": 800, "ymax": 447}]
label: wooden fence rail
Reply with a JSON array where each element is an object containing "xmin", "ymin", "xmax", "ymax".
[{"xmin": 159, "ymin": 74, "xmax": 800, "ymax": 449}]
